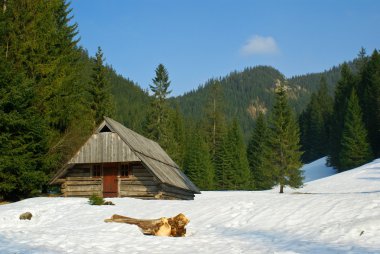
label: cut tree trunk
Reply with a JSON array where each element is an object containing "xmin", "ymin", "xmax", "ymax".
[{"xmin": 104, "ymin": 213, "xmax": 189, "ymax": 237}]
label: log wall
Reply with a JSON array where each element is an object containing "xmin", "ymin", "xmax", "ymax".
[
  {"xmin": 62, "ymin": 177, "xmax": 102, "ymax": 197},
  {"xmin": 119, "ymin": 163, "xmax": 159, "ymax": 199},
  {"xmin": 66, "ymin": 164, "xmax": 91, "ymax": 178},
  {"xmin": 159, "ymin": 184, "xmax": 195, "ymax": 200},
  {"xmin": 60, "ymin": 162, "xmax": 195, "ymax": 200}
]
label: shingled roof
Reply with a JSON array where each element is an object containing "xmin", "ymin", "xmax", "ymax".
[{"xmin": 50, "ymin": 117, "xmax": 200, "ymax": 194}]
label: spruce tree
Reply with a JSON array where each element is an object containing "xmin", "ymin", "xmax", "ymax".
[
  {"xmin": 204, "ymin": 80, "xmax": 226, "ymax": 160},
  {"xmin": 247, "ymin": 113, "xmax": 274, "ymax": 190},
  {"xmin": 267, "ymin": 81, "xmax": 303, "ymax": 193},
  {"xmin": 357, "ymin": 50, "xmax": 380, "ymax": 156},
  {"xmin": 214, "ymin": 126, "xmax": 234, "ymax": 190},
  {"xmin": 90, "ymin": 46, "xmax": 115, "ymax": 124},
  {"xmin": 183, "ymin": 127, "xmax": 214, "ymax": 190},
  {"xmin": 0, "ymin": 60, "xmax": 48, "ymax": 200},
  {"xmin": 3, "ymin": 0, "xmax": 94, "ymax": 175},
  {"xmin": 300, "ymin": 77, "xmax": 333, "ymax": 162},
  {"xmin": 215, "ymin": 120, "xmax": 251, "ymax": 190},
  {"xmin": 339, "ymin": 90, "xmax": 373, "ymax": 170},
  {"xmin": 144, "ymin": 64, "xmax": 172, "ymax": 149},
  {"xmin": 328, "ymin": 64, "xmax": 356, "ymax": 168},
  {"xmin": 228, "ymin": 119, "xmax": 252, "ymax": 189},
  {"xmin": 165, "ymin": 105, "xmax": 186, "ymax": 168}
]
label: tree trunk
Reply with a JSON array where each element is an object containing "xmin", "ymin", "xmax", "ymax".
[
  {"xmin": 104, "ymin": 213, "xmax": 189, "ymax": 237},
  {"xmin": 279, "ymin": 184, "xmax": 284, "ymax": 193}
]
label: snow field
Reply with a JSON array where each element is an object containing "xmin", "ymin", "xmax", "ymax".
[{"xmin": 0, "ymin": 158, "xmax": 379, "ymax": 254}]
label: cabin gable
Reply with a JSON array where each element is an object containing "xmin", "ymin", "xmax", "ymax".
[{"xmin": 68, "ymin": 132, "xmax": 140, "ymax": 164}]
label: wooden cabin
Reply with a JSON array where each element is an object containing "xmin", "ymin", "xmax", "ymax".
[{"xmin": 49, "ymin": 117, "xmax": 200, "ymax": 200}]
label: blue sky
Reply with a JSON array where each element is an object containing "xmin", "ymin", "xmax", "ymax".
[{"xmin": 71, "ymin": 0, "xmax": 380, "ymax": 96}]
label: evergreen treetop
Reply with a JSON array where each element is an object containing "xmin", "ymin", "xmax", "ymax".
[
  {"xmin": 267, "ymin": 80, "xmax": 303, "ymax": 193},
  {"xmin": 247, "ymin": 112, "xmax": 274, "ymax": 190},
  {"xmin": 339, "ymin": 89, "xmax": 373, "ymax": 170}
]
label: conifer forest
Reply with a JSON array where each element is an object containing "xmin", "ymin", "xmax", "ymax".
[{"xmin": 1, "ymin": 0, "xmax": 380, "ymax": 200}]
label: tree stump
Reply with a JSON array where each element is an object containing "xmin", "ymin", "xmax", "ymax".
[{"xmin": 104, "ymin": 213, "xmax": 189, "ymax": 237}]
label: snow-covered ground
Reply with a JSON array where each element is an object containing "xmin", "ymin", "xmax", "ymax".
[
  {"xmin": 1, "ymin": 159, "xmax": 380, "ymax": 254},
  {"xmin": 301, "ymin": 156, "xmax": 336, "ymax": 182}
]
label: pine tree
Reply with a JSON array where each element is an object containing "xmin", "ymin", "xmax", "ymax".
[
  {"xmin": 215, "ymin": 120, "xmax": 251, "ymax": 190},
  {"xmin": 90, "ymin": 46, "xmax": 115, "ymax": 124},
  {"xmin": 183, "ymin": 127, "xmax": 214, "ymax": 190},
  {"xmin": 247, "ymin": 113, "xmax": 274, "ymax": 190},
  {"xmin": 165, "ymin": 104, "xmax": 185, "ymax": 168},
  {"xmin": 267, "ymin": 80, "xmax": 303, "ymax": 193},
  {"xmin": 228, "ymin": 119, "xmax": 251, "ymax": 189},
  {"xmin": 300, "ymin": 77, "xmax": 333, "ymax": 162},
  {"xmin": 0, "ymin": 59, "xmax": 48, "ymax": 200},
  {"xmin": 2, "ymin": 0, "xmax": 94, "ymax": 175},
  {"xmin": 144, "ymin": 64, "xmax": 172, "ymax": 149},
  {"xmin": 339, "ymin": 90, "xmax": 373, "ymax": 170},
  {"xmin": 357, "ymin": 50, "xmax": 380, "ymax": 157},
  {"xmin": 204, "ymin": 80, "xmax": 226, "ymax": 160},
  {"xmin": 328, "ymin": 64, "xmax": 356, "ymax": 168},
  {"xmin": 214, "ymin": 125, "xmax": 234, "ymax": 190}
]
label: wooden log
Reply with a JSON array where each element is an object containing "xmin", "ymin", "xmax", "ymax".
[
  {"xmin": 67, "ymin": 177, "xmax": 101, "ymax": 181},
  {"xmin": 120, "ymin": 185, "xmax": 158, "ymax": 192},
  {"xmin": 66, "ymin": 180, "xmax": 102, "ymax": 185},
  {"xmin": 67, "ymin": 172, "xmax": 91, "ymax": 177},
  {"xmin": 66, "ymin": 185, "xmax": 102, "ymax": 192},
  {"xmin": 133, "ymin": 172, "xmax": 153, "ymax": 177},
  {"xmin": 104, "ymin": 213, "xmax": 189, "ymax": 237},
  {"xmin": 120, "ymin": 180, "xmax": 157, "ymax": 186},
  {"xmin": 65, "ymin": 191, "xmax": 102, "ymax": 197},
  {"xmin": 160, "ymin": 184, "xmax": 195, "ymax": 197},
  {"xmin": 119, "ymin": 190, "xmax": 157, "ymax": 197},
  {"xmin": 121, "ymin": 176, "xmax": 155, "ymax": 181}
]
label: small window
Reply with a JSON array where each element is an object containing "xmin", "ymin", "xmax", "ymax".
[
  {"xmin": 92, "ymin": 164, "xmax": 102, "ymax": 178},
  {"xmin": 120, "ymin": 164, "xmax": 132, "ymax": 178},
  {"xmin": 99, "ymin": 125, "xmax": 112, "ymax": 133}
]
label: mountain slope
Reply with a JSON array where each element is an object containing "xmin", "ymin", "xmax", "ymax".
[
  {"xmin": 111, "ymin": 61, "xmax": 357, "ymax": 142},
  {"xmin": 175, "ymin": 66, "xmax": 314, "ymax": 140}
]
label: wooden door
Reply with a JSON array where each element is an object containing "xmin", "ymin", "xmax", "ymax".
[{"xmin": 103, "ymin": 163, "xmax": 118, "ymax": 197}]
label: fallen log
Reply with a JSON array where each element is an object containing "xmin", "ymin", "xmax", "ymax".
[{"xmin": 104, "ymin": 213, "xmax": 189, "ymax": 237}]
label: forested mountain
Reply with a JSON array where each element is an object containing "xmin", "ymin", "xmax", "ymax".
[
  {"xmin": 112, "ymin": 62, "xmax": 357, "ymax": 143},
  {"xmin": 172, "ymin": 64, "xmax": 356, "ymax": 142}
]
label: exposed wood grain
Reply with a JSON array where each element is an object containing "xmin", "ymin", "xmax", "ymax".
[
  {"xmin": 66, "ymin": 177, "xmax": 101, "ymax": 181},
  {"xmin": 66, "ymin": 181, "xmax": 102, "ymax": 185},
  {"xmin": 119, "ymin": 190, "xmax": 157, "ymax": 197},
  {"xmin": 64, "ymin": 191, "xmax": 102, "ymax": 197},
  {"xmin": 68, "ymin": 132, "xmax": 141, "ymax": 164},
  {"xmin": 66, "ymin": 185, "xmax": 102, "ymax": 192},
  {"xmin": 120, "ymin": 180, "xmax": 157, "ymax": 186},
  {"xmin": 121, "ymin": 176, "xmax": 155, "ymax": 181},
  {"xmin": 120, "ymin": 185, "xmax": 158, "ymax": 192},
  {"xmin": 104, "ymin": 213, "xmax": 189, "ymax": 237}
]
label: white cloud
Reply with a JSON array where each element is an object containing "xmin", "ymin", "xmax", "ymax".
[{"xmin": 240, "ymin": 35, "xmax": 279, "ymax": 56}]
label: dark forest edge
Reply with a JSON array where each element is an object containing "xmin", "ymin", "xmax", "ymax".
[{"xmin": 0, "ymin": 0, "xmax": 379, "ymax": 200}]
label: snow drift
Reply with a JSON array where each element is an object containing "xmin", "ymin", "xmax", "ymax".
[{"xmin": 0, "ymin": 158, "xmax": 379, "ymax": 253}]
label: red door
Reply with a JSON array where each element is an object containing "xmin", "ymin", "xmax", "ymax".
[{"xmin": 103, "ymin": 164, "xmax": 118, "ymax": 197}]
